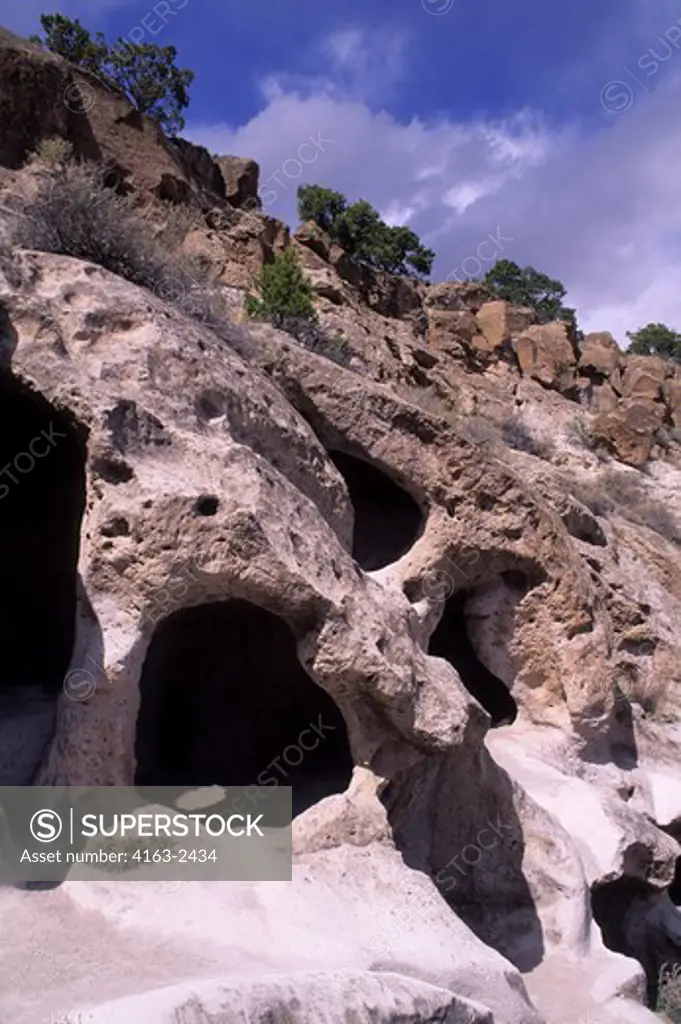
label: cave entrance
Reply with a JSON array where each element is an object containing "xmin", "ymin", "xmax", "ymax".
[
  {"xmin": 591, "ymin": 878, "xmax": 670, "ymax": 1006},
  {"xmin": 134, "ymin": 600, "xmax": 354, "ymax": 817},
  {"xmin": 0, "ymin": 372, "xmax": 87, "ymax": 784},
  {"xmin": 329, "ymin": 451, "xmax": 423, "ymax": 571},
  {"xmin": 428, "ymin": 588, "xmax": 518, "ymax": 726}
]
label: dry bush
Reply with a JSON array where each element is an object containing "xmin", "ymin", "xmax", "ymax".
[
  {"xmin": 12, "ymin": 163, "xmax": 205, "ymax": 295},
  {"xmin": 396, "ymin": 386, "xmax": 458, "ymax": 427},
  {"xmin": 657, "ymin": 963, "xmax": 681, "ymax": 1022},
  {"xmin": 614, "ymin": 659, "xmax": 672, "ymax": 719},
  {"xmin": 570, "ymin": 469, "xmax": 681, "ymax": 545},
  {"xmin": 278, "ymin": 317, "xmax": 358, "ymax": 370},
  {"xmin": 9, "ymin": 163, "xmax": 243, "ymax": 326},
  {"xmin": 458, "ymin": 415, "xmax": 498, "ymax": 447},
  {"xmin": 28, "ymin": 136, "xmax": 73, "ymax": 167},
  {"xmin": 655, "ymin": 425, "xmax": 681, "ymax": 453},
  {"xmin": 7, "ymin": 163, "xmax": 257, "ymax": 358},
  {"xmin": 567, "ymin": 414, "xmax": 608, "ymax": 459},
  {"xmin": 501, "ymin": 416, "xmax": 555, "ymax": 460}
]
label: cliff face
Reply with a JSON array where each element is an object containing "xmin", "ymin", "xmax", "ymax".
[{"xmin": 0, "ymin": 27, "xmax": 680, "ymax": 1024}]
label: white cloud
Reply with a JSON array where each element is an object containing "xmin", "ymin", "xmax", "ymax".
[
  {"xmin": 253, "ymin": 26, "xmax": 409, "ymax": 109},
  {"xmin": 187, "ymin": 21, "xmax": 681, "ymax": 343}
]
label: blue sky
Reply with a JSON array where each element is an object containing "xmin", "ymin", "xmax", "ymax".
[{"xmin": 5, "ymin": 0, "xmax": 681, "ymax": 339}]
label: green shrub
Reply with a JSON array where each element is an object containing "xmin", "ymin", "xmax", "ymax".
[
  {"xmin": 297, "ymin": 184, "xmax": 435, "ymax": 278},
  {"xmin": 483, "ymin": 259, "xmax": 579, "ymax": 336},
  {"xmin": 626, "ymin": 322, "xmax": 681, "ymax": 364},
  {"xmin": 245, "ymin": 248, "xmax": 317, "ymax": 326}
]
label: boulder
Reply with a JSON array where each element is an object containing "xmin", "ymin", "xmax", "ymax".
[
  {"xmin": 620, "ymin": 355, "xmax": 668, "ymax": 402},
  {"xmin": 295, "ymin": 219, "xmax": 333, "ymax": 263},
  {"xmin": 426, "ymin": 309, "xmax": 480, "ymax": 361},
  {"xmin": 592, "ymin": 400, "xmax": 666, "ymax": 465},
  {"xmin": 425, "ymin": 281, "xmax": 492, "ymax": 313},
  {"xmin": 591, "ymin": 382, "xmax": 620, "ymax": 414},
  {"xmin": 475, "ymin": 301, "xmax": 535, "ymax": 351},
  {"xmin": 579, "ymin": 332, "xmax": 622, "ymax": 377},
  {"xmin": 215, "ymin": 155, "xmax": 260, "ymax": 209},
  {"xmin": 513, "ymin": 322, "xmax": 577, "ymax": 393},
  {"xmin": 181, "ymin": 209, "xmax": 289, "ymax": 289}
]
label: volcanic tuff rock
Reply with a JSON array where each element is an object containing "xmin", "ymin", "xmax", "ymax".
[{"xmin": 1, "ymin": 23, "xmax": 681, "ymax": 1024}]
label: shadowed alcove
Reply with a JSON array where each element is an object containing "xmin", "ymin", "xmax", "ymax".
[
  {"xmin": 670, "ymin": 856, "xmax": 681, "ymax": 906},
  {"xmin": 134, "ymin": 600, "xmax": 354, "ymax": 816},
  {"xmin": 428, "ymin": 588, "xmax": 518, "ymax": 726},
  {"xmin": 0, "ymin": 371, "xmax": 87, "ymax": 784},
  {"xmin": 329, "ymin": 450, "xmax": 424, "ymax": 571},
  {"xmin": 591, "ymin": 877, "xmax": 674, "ymax": 1005}
]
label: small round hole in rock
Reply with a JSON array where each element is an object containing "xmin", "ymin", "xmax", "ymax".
[{"xmin": 195, "ymin": 495, "xmax": 219, "ymax": 517}]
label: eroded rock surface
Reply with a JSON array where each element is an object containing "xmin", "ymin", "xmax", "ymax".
[{"xmin": 1, "ymin": 27, "xmax": 681, "ymax": 1024}]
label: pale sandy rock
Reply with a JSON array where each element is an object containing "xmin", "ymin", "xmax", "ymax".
[
  {"xmin": 63, "ymin": 972, "xmax": 496, "ymax": 1024},
  {"xmin": 0, "ymin": 247, "xmax": 559, "ymax": 1024},
  {"xmin": 2, "ymin": 41, "xmax": 681, "ymax": 1023},
  {"xmin": 1, "ymin": 845, "xmax": 544, "ymax": 1024}
]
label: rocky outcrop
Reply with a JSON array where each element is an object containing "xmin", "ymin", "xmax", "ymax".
[
  {"xmin": 475, "ymin": 300, "xmax": 535, "ymax": 352},
  {"xmin": 592, "ymin": 401, "xmax": 667, "ymax": 465},
  {"xmin": 215, "ymin": 154, "xmax": 261, "ymax": 209},
  {"xmin": 579, "ymin": 331, "xmax": 622, "ymax": 379},
  {"xmin": 0, "ymin": 29, "xmax": 223, "ymax": 205},
  {"xmin": 1, "ymin": 24, "xmax": 681, "ymax": 1024},
  {"xmin": 513, "ymin": 322, "xmax": 577, "ymax": 393},
  {"xmin": 1, "ymin": 242, "xmax": 677, "ymax": 1023},
  {"xmin": 182, "ymin": 206, "xmax": 289, "ymax": 288}
]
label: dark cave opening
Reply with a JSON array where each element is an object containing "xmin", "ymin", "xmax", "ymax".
[
  {"xmin": 591, "ymin": 877, "xmax": 663, "ymax": 1004},
  {"xmin": 0, "ymin": 372, "xmax": 87, "ymax": 784},
  {"xmin": 134, "ymin": 600, "xmax": 354, "ymax": 817},
  {"xmin": 329, "ymin": 450, "xmax": 424, "ymax": 571},
  {"xmin": 428, "ymin": 589, "xmax": 518, "ymax": 726}
]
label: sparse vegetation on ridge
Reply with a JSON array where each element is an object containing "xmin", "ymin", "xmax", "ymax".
[
  {"xmin": 297, "ymin": 184, "xmax": 435, "ymax": 278},
  {"xmin": 627, "ymin": 322, "xmax": 681, "ymax": 364},
  {"xmin": 29, "ymin": 12, "xmax": 194, "ymax": 134}
]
